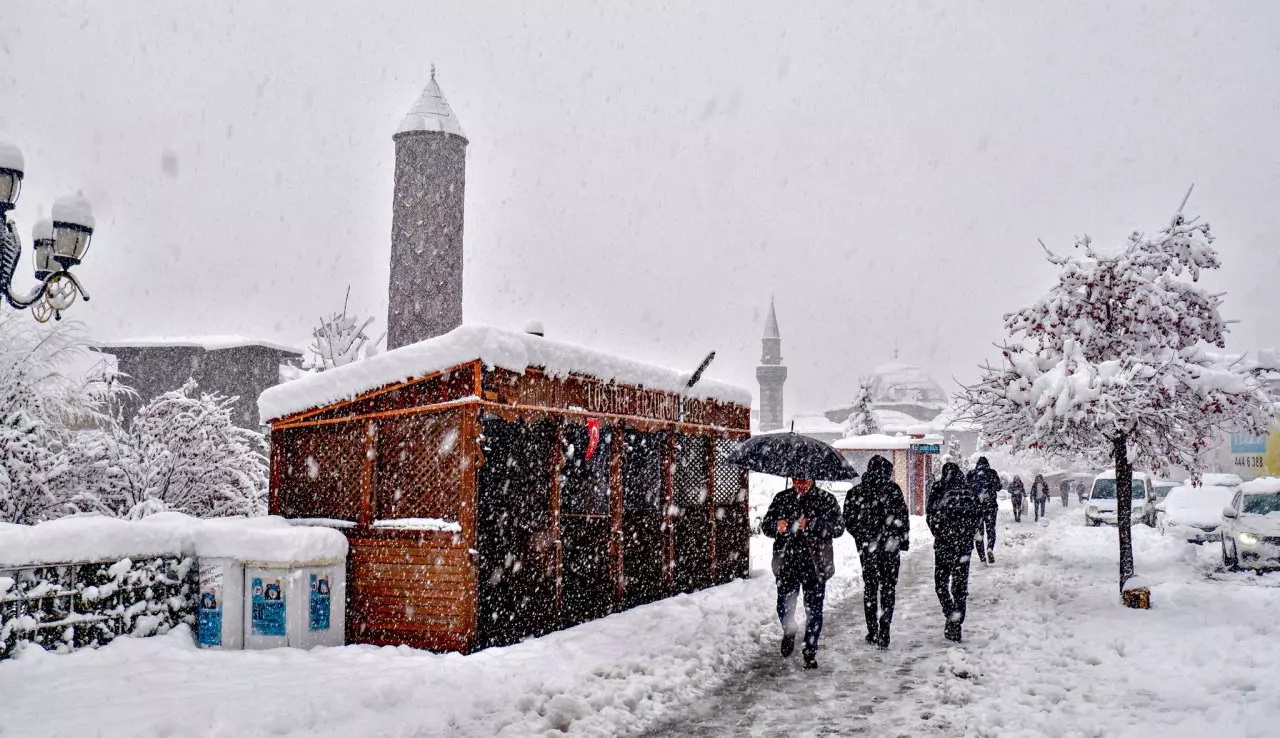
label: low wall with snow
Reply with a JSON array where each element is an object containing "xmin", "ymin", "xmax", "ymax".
[{"xmin": 0, "ymin": 514, "xmax": 348, "ymax": 660}]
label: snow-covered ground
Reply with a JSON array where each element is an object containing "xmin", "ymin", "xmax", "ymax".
[{"xmin": 4, "ymin": 503, "xmax": 1280, "ymax": 737}]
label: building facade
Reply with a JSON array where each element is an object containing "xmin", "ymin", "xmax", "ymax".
[
  {"xmin": 387, "ymin": 69, "xmax": 468, "ymax": 350},
  {"xmin": 755, "ymin": 298, "xmax": 787, "ymax": 432}
]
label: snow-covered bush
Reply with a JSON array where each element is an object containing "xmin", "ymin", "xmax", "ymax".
[
  {"xmin": 841, "ymin": 379, "xmax": 882, "ymax": 437},
  {"xmin": 959, "ymin": 199, "xmax": 1273, "ymax": 588},
  {"xmin": 306, "ymin": 287, "xmax": 383, "ymax": 370}
]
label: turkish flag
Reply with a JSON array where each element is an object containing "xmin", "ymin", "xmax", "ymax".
[{"xmin": 585, "ymin": 418, "xmax": 601, "ymax": 461}]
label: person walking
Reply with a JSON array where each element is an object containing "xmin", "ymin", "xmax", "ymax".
[
  {"xmin": 967, "ymin": 457, "xmax": 1002, "ymax": 563},
  {"xmin": 928, "ymin": 462, "xmax": 980, "ymax": 642},
  {"xmin": 843, "ymin": 455, "xmax": 910, "ymax": 650},
  {"xmin": 1008, "ymin": 475, "xmax": 1026, "ymax": 523},
  {"xmin": 761, "ymin": 478, "xmax": 843, "ymax": 669},
  {"xmin": 1031, "ymin": 474, "xmax": 1050, "ymax": 521},
  {"xmin": 1059, "ymin": 479, "xmax": 1072, "ymax": 508}
]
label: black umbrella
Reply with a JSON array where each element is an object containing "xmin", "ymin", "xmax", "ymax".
[{"xmin": 727, "ymin": 432, "xmax": 859, "ymax": 482}]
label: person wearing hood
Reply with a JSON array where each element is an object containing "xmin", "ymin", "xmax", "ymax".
[
  {"xmin": 1059, "ymin": 479, "xmax": 1072, "ymax": 508},
  {"xmin": 967, "ymin": 457, "xmax": 1003, "ymax": 563},
  {"xmin": 843, "ymin": 455, "xmax": 910, "ymax": 649},
  {"xmin": 1031, "ymin": 474, "xmax": 1051, "ymax": 521},
  {"xmin": 928, "ymin": 461, "xmax": 980, "ymax": 642},
  {"xmin": 1008, "ymin": 475, "xmax": 1026, "ymax": 523},
  {"xmin": 761, "ymin": 477, "xmax": 843, "ymax": 669}
]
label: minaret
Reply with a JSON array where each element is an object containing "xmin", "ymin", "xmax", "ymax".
[
  {"xmin": 388, "ymin": 66, "xmax": 468, "ymax": 350},
  {"xmin": 756, "ymin": 298, "xmax": 788, "ymax": 431}
]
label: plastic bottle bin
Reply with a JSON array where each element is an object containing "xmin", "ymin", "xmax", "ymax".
[
  {"xmin": 197, "ymin": 558, "xmax": 245, "ymax": 649},
  {"xmin": 243, "ymin": 563, "xmax": 346, "ymax": 649}
]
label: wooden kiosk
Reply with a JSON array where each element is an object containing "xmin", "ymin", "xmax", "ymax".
[
  {"xmin": 259, "ymin": 326, "xmax": 751, "ymax": 653},
  {"xmin": 832, "ymin": 433, "xmax": 943, "ymax": 515}
]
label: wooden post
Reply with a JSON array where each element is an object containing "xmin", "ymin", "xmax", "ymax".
[
  {"xmin": 706, "ymin": 434, "xmax": 718, "ymax": 586},
  {"xmin": 268, "ymin": 427, "xmax": 282, "ymax": 515},
  {"xmin": 551, "ymin": 421, "xmax": 565, "ymax": 626},
  {"xmin": 358, "ymin": 421, "xmax": 376, "ymax": 527},
  {"xmin": 459, "ymin": 407, "xmax": 480, "ymax": 651},
  {"xmin": 610, "ymin": 429, "xmax": 625, "ymax": 606},
  {"xmin": 662, "ymin": 433, "xmax": 677, "ymax": 594}
]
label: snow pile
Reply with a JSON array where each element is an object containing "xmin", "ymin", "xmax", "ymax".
[
  {"xmin": 832, "ymin": 432, "xmax": 943, "ymax": 451},
  {"xmin": 1161, "ymin": 486, "xmax": 1235, "ymax": 528},
  {"xmin": 0, "ymin": 513, "xmax": 347, "ymax": 567},
  {"xmin": 371, "ymin": 518, "xmax": 461, "ymax": 532},
  {"xmin": 50, "ymin": 191, "xmax": 94, "ymax": 229},
  {"xmin": 1240, "ymin": 477, "xmax": 1280, "ymax": 495},
  {"xmin": 259, "ymin": 324, "xmax": 751, "ymax": 422}
]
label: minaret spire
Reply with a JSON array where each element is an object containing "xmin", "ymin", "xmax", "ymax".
[{"xmin": 756, "ymin": 297, "xmax": 788, "ymax": 431}]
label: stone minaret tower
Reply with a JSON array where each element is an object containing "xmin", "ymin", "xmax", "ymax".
[
  {"xmin": 388, "ymin": 67, "xmax": 467, "ymax": 350},
  {"xmin": 756, "ymin": 298, "xmax": 788, "ymax": 431}
]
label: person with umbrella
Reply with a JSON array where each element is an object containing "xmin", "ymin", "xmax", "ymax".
[
  {"xmin": 729, "ymin": 432, "xmax": 853, "ymax": 670},
  {"xmin": 843, "ymin": 454, "xmax": 910, "ymax": 649}
]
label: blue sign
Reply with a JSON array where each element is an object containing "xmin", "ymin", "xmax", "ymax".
[
  {"xmin": 1231, "ymin": 433, "xmax": 1268, "ymax": 454},
  {"xmin": 197, "ymin": 590, "xmax": 222, "ymax": 647},
  {"xmin": 912, "ymin": 444, "xmax": 942, "ymax": 453},
  {"xmin": 309, "ymin": 573, "xmax": 331, "ymax": 632},
  {"xmin": 251, "ymin": 576, "xmax": 286, "ymax": 637}
]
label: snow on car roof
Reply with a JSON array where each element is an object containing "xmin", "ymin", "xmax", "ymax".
[
  {"xmin": 259, "ymin": 323, "xmax": 751, "ymax": 422},
  {"xmin": 1240, "ymin": 477, "xmax": 1280, "ymax": 495}
]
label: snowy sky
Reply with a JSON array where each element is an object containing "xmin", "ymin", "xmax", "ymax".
[{"xmin": 3, "ymin": 1, "xmax": 1279, "ymax": 416}]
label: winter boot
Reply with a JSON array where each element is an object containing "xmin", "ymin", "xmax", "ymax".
[
  {"xmin": 876, "ymin": 629, "xmax": 890, "ymax": 650},
  {"xmin": 865, "ymin": 629, "xmax": 877, "ymax": 644},
  {"xmin": 944, "ymin": 622, "xmax": 962, "ymax": 642},
  {"xmin": 986, "ymin": 549, "xmax": 995, "ymax": 563},
  {"xmin": 802, "ymin": 648, "xmax": 818, "ymax": 669},
  {"xmin": 781, "ymin": 632, "xmax": 796, "ymax": 658}
]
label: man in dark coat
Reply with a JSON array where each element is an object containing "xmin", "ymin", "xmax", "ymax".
[
  {"xmin": 967, "ymin": 457, "xmax": 1002, "ymax": 563},
  {"xmin": 762, "ymin": 478, "xmax": 843, "ymax": 669},
  {"xmin": 843, "ymin": 455, "xmax": 910, "ymax": 650},
  {"xmin": 1008, "ymin": 475, "xmax": 1026, "ymax": 523},
  {"xmin": 927, "ymin": 462, "xmax": 980, "ymax": 642}
]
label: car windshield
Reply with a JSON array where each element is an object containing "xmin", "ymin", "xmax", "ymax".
[
  {"xmin": 1242, "ymin": 493, "xmax": 1280, "ymax": 515},
  {"xmin": 1091, "ymin": 479, "xmax": 1146, "ymax": 500}
]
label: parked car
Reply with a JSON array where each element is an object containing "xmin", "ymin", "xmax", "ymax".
[
  {"xmin": 1221, "ymin": 478, "xmax": 1280, "ymax": 571},
  {"xmin": 1200, "ymin": 473, "xmax": 1244, "ymax": 489},
  {"xmin": 1084, "ymin": 472, "xmax": 1151, "ymax": 526},
  {"xmin": 1144, "ymin": 480, "xmax": 1179, "ymax": 526},
  {"xmin": 1155, "ymin": 485, "xmax": 1235, "ymax": 543}
]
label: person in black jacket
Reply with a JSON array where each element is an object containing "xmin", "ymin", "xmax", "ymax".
[
  {"xmin": 843, "ymin": 455, "xmax": 910, "ymax": 650},
  {"xmin": 967, "ymin": 457, "xmax": 1003, "ymax": 563},
  {"xmin": 1008, "ymin": 475, "xmax": 1026, "ymax": 523},
  {"xmin": 761, "ymin": 478, "xmax": 843, "ymax": 669},
  {"xmin": 928, "ymin": 462, "xmax": 980, "ymax": 642},
  {"xmin": 1031, "ymin": 474, "xmax": 1051, "ymax": 521}
]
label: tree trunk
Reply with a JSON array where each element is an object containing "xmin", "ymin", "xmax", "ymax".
[{"xmin": 1113, "ymin": 433, "xmax": 1135, "ymax": 590}]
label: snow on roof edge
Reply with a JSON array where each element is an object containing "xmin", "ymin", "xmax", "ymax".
[
  {"xmin": 832, "ymin": 433, "xmax": 945, "ymax": 451},
  {"xmin": 99, "ymin": 335, "xmax": 303, "ymax": 355},
  {"xmin": 259, "ymin": 324, "xmax": 751, "ymax": 422}
]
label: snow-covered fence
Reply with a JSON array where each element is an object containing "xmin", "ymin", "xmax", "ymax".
[{"xmin": 0, "ymin": 554, "xmax": 194, "ymax": 660}]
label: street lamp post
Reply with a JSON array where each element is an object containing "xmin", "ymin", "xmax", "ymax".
[{"xmin": 0, "ymin": 141, "xmax": 96, "ymax": 323}]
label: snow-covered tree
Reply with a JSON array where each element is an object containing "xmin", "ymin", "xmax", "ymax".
[
  {"xmin": 0, "ymin": 314, "xmax": 117, "ymax": 523},
  {"xmin": 958, "ymin": 197, "xmax": 1273, "ymax": 590},
  {"xmin": 306, "ymin": 287, "xmax": 383, "ymax": 370},
  {"xmin": 841, "ymin": 379, "xmax": 882, "ymax": 437},
  {"xmin": 117, "ymin": 380, "xmax": 268, "ymax": 518}
]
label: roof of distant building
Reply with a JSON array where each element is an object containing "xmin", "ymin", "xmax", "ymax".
[
  {"xmin": 833, "ymin": 433, "xmax": 945, "ymax": 451},
  {"xmin": 398, "ymin": 69, "xmax": 467, "ymax": 139},
  {"xmin": 98, "ymin": 335, "xmax": 303, "ymax": 355}
]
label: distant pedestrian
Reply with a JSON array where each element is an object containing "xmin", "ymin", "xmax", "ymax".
[
  {"xmin": 928, "ymin": 462, "xmax": 980, "ymax": 642},
  {"xmin": 762, "ymin": 478, "xmax": 843, "ymax": 670},
  {"xmin": 1059, "ymin": 480, "xmax": 1071, "ymax": 508},
  {"xmin": 1031, "ymin": 474, "xmax": 1050, "ymax": 521},
  {"xmin": 967, "ymin": 457, "xmax": 1002, "ymax": 563},
  {"xmin": 1008, "ymin": 475, "xmax": 1026, "ymax": 523},
  {"xmin": 1076, "ymin": 481, "xmax": 1087, "ymax": 504},
  {"xmin": 843, "ymin": 455, "xmax": 910, "ymax": 650}
]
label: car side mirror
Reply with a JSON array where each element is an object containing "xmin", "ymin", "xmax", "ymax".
[
  {"xmin": 1222, "ymin": 506, "xmax": 1238, "ymax": 519},
  {"xmin": 1154, "ymin": 503, "xmax": 1166, "ymax": 512}
]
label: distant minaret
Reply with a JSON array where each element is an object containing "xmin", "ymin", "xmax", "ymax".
[
  {"xmin": 388, "ymin": 66, "xmax": 467, "ymax": 350},
  {"xmin": 756, "ymin": 298, "xmax": 788, "ymax": 431}
]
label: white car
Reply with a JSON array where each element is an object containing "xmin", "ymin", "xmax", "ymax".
[
  {"xmin": 1221, "ymin": 478, "xmax": 1280, "ymax": 571},
  {"xmin": 1200, "ymin": 473, "xmax": 1244, "ymax": 489},
  {"xmin": 1084, "ymin": 472, "xmax": 1151, "ymax": 526},
  {"xmin": 1155, "ymin": 485, "xmax": 1235, "ymax": 543}
]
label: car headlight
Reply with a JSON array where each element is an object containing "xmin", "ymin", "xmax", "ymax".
[{"xmin": 1238, "ymin": 532, "xmax": 1259, "ymax": 546}]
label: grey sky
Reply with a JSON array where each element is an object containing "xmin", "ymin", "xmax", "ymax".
[{"xmin": 3, "ymin": 1, "xmax": 1278, "ymax": 417}]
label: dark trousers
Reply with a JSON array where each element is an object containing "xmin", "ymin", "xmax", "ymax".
[
  {"xmin": 858, "ymin": 550, "xmax": 901, "ymax": 638},
  {"xmin": 934, "ymin": 541, "xmax": 972, "ymax": 623},
  {"xmin": 1061, "ymin": 494, "xmax": 1069, "ymax": 508},
  {"xmin": 1034, "ymin": 498, "xmax": 1047, "ymax": 520},
  {"xmin": 1011, "ymin": 496, "xmax": 1024, "ymax": 522},
  {"xmin": 777, "ymin": 574, "xmax": 827, "ymax": 653},
  {"xmin": 974, "ymin": 509, "xmax": 997, "ymax": 555}
]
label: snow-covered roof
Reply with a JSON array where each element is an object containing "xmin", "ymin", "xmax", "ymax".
[
  {"xmin": 763, "ymin": 299, "xmax": 780, "ymax": 339},
  {"xmin": 259, "ymin": 324, "xmax": 751, "ymax": 422},
  {"xmin": 0, "ymin": 141, "xmax": 23, "ymax": 172},
  {"xmin": 868, "ymin": 361, "xmax": 949, "ymax": 406},
  {"xmin": 0, "ymin": 513, "xmax": 347, "ymax": 568},
  {"xmin": 833, "ymin": 433, "xmax": 944, "ymax": 451},
  {"xmin": 99, "ymin": 335, "xmax": 303, "ymax": 355},
  {"xmin": 763, "ymin": 413, "xmax": 844, "ymax": 436},
  {"xmin": 398, "ymin": 71, "xmax": 466, "ymax": 139},
  {"xmin": 1240, "ymin": 477, "xmax": 1280, "ymax": 495}
]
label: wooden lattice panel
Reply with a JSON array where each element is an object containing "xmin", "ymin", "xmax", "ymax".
[
  {"xmin": 276, "ymin": 423, "xmax": 366, "ymax": 520},
  {"xmin": 713, "ymin": 438, "xmax": 747, "ymax": 505},
  {"xmin": 674, "ymin": 436, "xmax": 709, "ymax": 507},
  {"xmin": 375, "ymin": 410, "xmax": 467, "ymax": 520}
]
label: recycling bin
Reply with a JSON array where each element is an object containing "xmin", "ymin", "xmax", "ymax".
[
  {"xmin": 243, "ymin": 560, "xmax": 346, "ymax": 650},
  {"xmin": 196, "ymin": 558, "xmax": 245, "ymax": 649}
]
